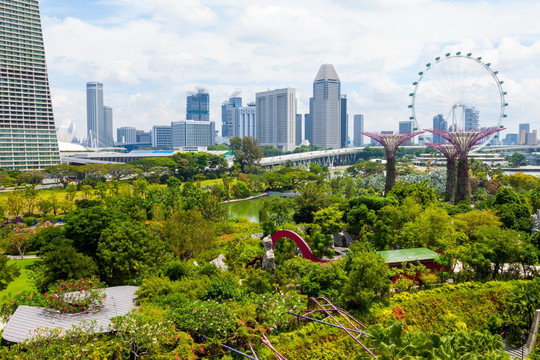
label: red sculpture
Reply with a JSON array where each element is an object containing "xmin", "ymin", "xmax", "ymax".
[{"xmin": 271, "ymin": 230, "xmax": 332, "ymax": 263}]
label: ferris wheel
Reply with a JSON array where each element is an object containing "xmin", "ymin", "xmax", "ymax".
[{"xmin": 408, "ymin": 52, "xmax": 507, "ymax": 150}]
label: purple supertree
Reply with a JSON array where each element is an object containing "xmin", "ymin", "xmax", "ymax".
[
  {"xmin": 360, "ymin": 131, "xmax": 424, "ymax": 195},
  {"xmin": 425, "ymin": 142, "xmax": 458, "ymax": 202},
  {"xmin": 426, "ymin": 127, "xmax": 504, "ymax": 204}
]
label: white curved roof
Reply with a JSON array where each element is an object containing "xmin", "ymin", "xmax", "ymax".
[
  {"xmin": 58, "ymin": 141, "xmax": 88, "ymax": 151},
  {"xmin": 314, "ymin": 64, "xmax": 340, "ymax": 82}
]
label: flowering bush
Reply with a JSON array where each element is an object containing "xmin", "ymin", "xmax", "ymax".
[
  {"xmin": 3, "ymin": 223, "xmax": 36, "ymax": 258},
  {"xmin": 168, "ymin": 299, "xmax": 238, "ymax": 340},
  {"xmin": 44, "ymin": 276, "xmax": 106, "ymax": 314}
]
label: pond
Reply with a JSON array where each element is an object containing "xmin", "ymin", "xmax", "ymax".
[
  {"xmin": 227, "ymin": 197, "xmax": 264, "ymax": 223},
  {"xmin": 227, "ymin": 192, "xmax": 298, "ymax": 223}
]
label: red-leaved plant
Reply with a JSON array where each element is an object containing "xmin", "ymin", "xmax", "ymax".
[{"xmin": 44, "ymin": 276, "xmax": 106, "ymax": 314}]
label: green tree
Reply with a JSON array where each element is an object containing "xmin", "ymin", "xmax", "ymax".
[
  {"xmin": 313, "ymin": 205, "xmax": 344, "ymax": 235},
  {"xmin": 0, "ymin": 255, "xmax": 20, "ymax": 291},
  {"xmin": 164, "ymin": 206, "xmax": 216, "ymax": 259},
  {"xmin": 64, "ymin": 206, "xmax": 126, "ymax": 257},
  {"xmin": 97, "ymin": 220, "xmax": 167, "ymax": 285},
  {"xmin": 33, "ymin": 245, "xmax": 98, "ymax": 293},
  {"xmin": 229, "ymin": 136, "xmax": 263, "ymax": 173},
  {"xmin": 23, "ymin": 185, "xmax": 38, "ymax": 215},
  {"xmin": 7, "ymin": 190, "xmax": 24, "ymax": 215},
  {"xmin": 341, "ymin": 242, "xmax": 391, "ymax": 312},
  {"xmin": 346, "ymin": 160, "xmax": 385, "ymax": 177},
  {"xmin": 45, "ymin": 164, "xmax": 78, "ymax": 187},
  {"xmin": 508, "ymin": 152, "xmax": 526, "ymax": 167}
]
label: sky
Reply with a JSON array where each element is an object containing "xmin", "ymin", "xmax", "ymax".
[{"xmin": 39, "ymin": 0, "xmax": 540, "ymax": 139}]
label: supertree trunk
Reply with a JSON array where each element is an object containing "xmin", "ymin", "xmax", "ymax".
[
  {"xmin": 455, "ymin": 156, "xmax": 470, "ymax": 204},
  {"xmin": 445, "ymin": 158, "xmax": 456, "ymax": 202},
  {"xmin": 385, "ymin": 155, "xmax": 396, "ymax": 195}
]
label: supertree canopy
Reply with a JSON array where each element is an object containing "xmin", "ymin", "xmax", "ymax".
[
  {"xmin": 360, "ymin": 131, "xmax": 424, "ymax": 195},
  {"xmin": 426, "ymin": 127, "xmax": 504, "ymax": 203},
  {"xmin": 425, "ymin": 142, "xmax": 458, "ymax": 202}
]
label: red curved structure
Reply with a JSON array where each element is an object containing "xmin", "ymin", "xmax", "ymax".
[{"xmin": 271, "ymin": 230, "xmax": 333, "ymax": 263}]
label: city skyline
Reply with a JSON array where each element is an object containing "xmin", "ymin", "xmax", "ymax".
[{"xmin": 38, "ymin": 0, "xmax": 540, "ymax": 139}]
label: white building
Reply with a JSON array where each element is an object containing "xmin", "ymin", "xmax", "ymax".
[
  {"xmin": 151, "ymin": 125, "xmax": 172, "ymax": 149},
  {"xmin": 117, "ymin": 127, "xmax": 137, "ymax": 144},
  {"xmin": 171, "ymin": 120, "xmax": 215, "ymax": 149},
  {"xmin": 234, "ymin": 103, "xmax": 256, "ymax": 138},
  {"xmin": 256, "ymin": 88, "xmax": 296, "ymax": 152},
  {"xmin": 312, "ymin": 64, "xmax": 341, "ymax": 149}
]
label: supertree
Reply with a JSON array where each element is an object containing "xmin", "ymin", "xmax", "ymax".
[
  {"xmin": 360, "ymin": 131, "xmax": 424, "ymax": 195},
  {"xmin": 426, "ymin": 127, "xmax": 504, "ymax": 204},
  {"xmin": 425, "ymin": 142, "xmax": 458, "ymax": 202}
]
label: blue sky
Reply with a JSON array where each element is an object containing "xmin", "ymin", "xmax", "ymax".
[{"xmin": 38, "ymin": 0, "xmax": 540, "ymax": 139}]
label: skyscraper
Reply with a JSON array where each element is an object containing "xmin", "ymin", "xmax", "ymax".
[
  {"xmin": 235, "ymin": 103, "xmax": 256, "ymax": 138},
  {"xmin": 353, "ymin": 114, "xmax": 364, "ymax": 147},
  {"xmin": 399, "ymin": 120, "xmax": 413, "ymax": 134},
  {"xmin": 87, "ymin": 82, "xmax": 103, "ymax": 148},
  {"xmin": 311, "ymin": 64, "xmax": 341, "ymax": 149},
  {"xmin": 433, "ymin": 114, "xmax": 447, "ymax": 143},
  {"xmin": 341, "ymin": 95, "xmax": 348, "ymax": 147},
  {"xmin": 256, "ymin": 88, "xmax": 296, "ymax": 152},
  {"xmin": 464, "ymin": 107, "xmax": 479, "ymax": 130},
  {"xmin": 296, "ymin": 114, "xmax": 303, "ymax": 146},
  {"xmin": 0, "ymin": 0, "xmax": 60, "ymax": 170},
  {"xmin": 221, "ymin": 96, "xmax": 242, "ymax": 137},
  {"xmin": 103, "ymin": 106, "xmax": 113, "ymax": 146},
  {"xmin": 187, "ymin": 89, "xmax": 210, "ymax": 121},
  {"xmin": 519, "ymin": 123, "xmax": 530, "ymax": 145},
  {"xmin": 117, "ymin": 127, "xmax": 136, "ymax": 144}
]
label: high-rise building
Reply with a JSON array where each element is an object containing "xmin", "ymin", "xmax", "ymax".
[
  {"xmin": 103, "ymin": 106, "xmax": 113, "ymax": 146},
  {"xmin": 525, "ymin": 131, "xmax": 537, "ymax": 146},
  {"xmin": 353, "ymin": 114, "xmax": 364, "ymax": 147},
  {"xmin": 187, "ymin": 89, "xmax": 209, "ymax": 121},
  {"xmin": 234, "ymin": 103, "xmax": 256, "ymax": 138},
  {"xmin": 519, "ymin": 123, "xmax": 530, "ymax": 145},
  {"xmin": 256, "ymin": 88, "xmax": 296, "ymax": 152},
  {"xmin": 136, "ymin": 130, "xmax": 151, "ymax": 143},
  {"xmin": 151, "ymin": 125, "xmax": 172, "ymax": 149},
  {"xmin": 171, "ymin": 120, "xmax": 215, "ymax": 149},
  {"xmin": 311, "ymin": 64, "xmax": 341, "ymax": 149},
  {"xmin": 86, "ymin": 82, "xmax": 103, "ymax": 148},
  {"xmin": 305, "ymin": 98, "xmax": 314, "ymax": 144},
  {"xmin": 117, "ymin": 127, "xmax": 136, "ymax": 144},
  {"xmin": 464, "ymin": 107, "xmax": 479, "ymax": 130},
  {"xmin": 221, "ymin": 96, "xmax": 242, "ymax": 137},
  {"xmin": 503, "ymin": 133, "xmax": 518, "ymax": 146},
  {"xmin": 295, "ymin": 114, "xmax": 303, "ymax": 146},
  {"xmin": 0, "ymin": 0, "xmax": 61, "ymax": 170},
  {"xmin": 399, "ymin": 120, "xmax": 413, "ymax": 134},
  {"xmin": 340, "ymin": 95, "xmax": 348, "ymax": 147},
  {"xmin": 433, "ymin": 114, "xmax": 447, "ymax": 143}
]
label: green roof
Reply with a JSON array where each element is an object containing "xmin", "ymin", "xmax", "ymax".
[{"xmin": 377, "ymin": 248, "xmax": 439, "ymax": 265}]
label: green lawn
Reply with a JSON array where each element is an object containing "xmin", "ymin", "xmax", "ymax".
[{"xmin": 0, "ymin": 258, "xmax": 40, "ymax": 297}]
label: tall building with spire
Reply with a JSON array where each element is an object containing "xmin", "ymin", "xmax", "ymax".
[
  {"xmin": 311, "ymin": 64, "xmax": 341, "ymax": 149},
  {"xmin": 0, "ymin": 0, "xmax": 60, "ymax": 170}
]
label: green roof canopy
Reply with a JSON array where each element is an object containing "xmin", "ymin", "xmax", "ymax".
[{"xmin": 377, "ymin": 248, "xmax": 439, "ymax": 265}]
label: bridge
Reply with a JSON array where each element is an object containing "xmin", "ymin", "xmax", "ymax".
[{"xmin": 260, "ymin": 147, "xmax": 365, "ymax": 169}]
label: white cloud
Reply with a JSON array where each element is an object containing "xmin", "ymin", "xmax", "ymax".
[{"xmin": 41, "ymin": 0, "xmax": 540, "ymax": 137}]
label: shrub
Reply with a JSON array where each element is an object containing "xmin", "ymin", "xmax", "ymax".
[
  {"xmin": 44, "ymin": 276, "xmax": 105, "ymax": 314},
  {"xmin": 169, "ymin": 299, "xmax": 238, "ymax": 340}
]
